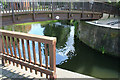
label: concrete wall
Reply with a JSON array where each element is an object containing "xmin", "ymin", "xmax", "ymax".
[{"xmin": 75, "ymin": 21, "xmax": 120, "ymax": 57}]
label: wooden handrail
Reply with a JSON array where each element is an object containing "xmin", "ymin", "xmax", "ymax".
[
  {"xmin": 0, "ymin": 29, "xmax": 56, "ymax": 44},
  {"xmin": 0, "ymin": 29, "xmax": 57, "ymax": 79}
]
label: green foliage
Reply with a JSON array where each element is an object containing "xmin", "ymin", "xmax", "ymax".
[
  {"xmin": 70, "ymin": 19, "xmax": 74, "ymax": 24},
  {"xmin": 116, "ymin": 1, "xmax": 120, "ymax": 7},
  {"xmin": 103, "ymin": 34, "xmax": 107, "ymax": 40},
  {"xmin": 108, "ymin": 0, "xmax": 112, "ymax": 3},
  {"xmin": 100, "ymin": 46, "xmax": 105, "ymax": 54},
  {"xmin": 73, "ymin": 21, "xmax": 78, "ymax": 27},
  {"xmin": 73, "ymin": 21, "xmax": 79, "ymax": 37},
  {"xmin": 1, "ymin": 1, "xmax": 7, "ymax": 9},
  {"xmin": 43, "ymin": 23, "xmax": 70, "ymax": 49},
  {"xmin": 15, "ymin": 20, "xmax": 58, "ymax": 26}
]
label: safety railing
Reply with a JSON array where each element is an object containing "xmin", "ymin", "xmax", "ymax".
[
  {"xmin": 0, "ymin": 29, "xmax": 56, "ymax": 79},
  {"xmin": 0, "ymin": 2, "xmax": 119, "ymax": 15}
]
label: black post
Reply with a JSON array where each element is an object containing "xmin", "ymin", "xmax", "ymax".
[
  {"xmin": 52, "ymin": 1, "xmax": 54, "ymax": 19},
  {"xmin": 82, "ymin": 1, "xmax": 84, "ymax": 18},
  {"xmin": 29, "ymin": 2, "xmax": 31, "ymax": 11},
  {"xmin": 101, "ymin": 3, "xmax": 104, "ymax": 14},
  {"xmin": 69, "ymin": 1, "xmax": 71, "ymax": 19},
  {"xmin": 11, "ymin": 2, "xmax": 15, "ymax": 23},
  {"xmin": 8, "ymin": 2, "xmax": 10, "ymax": 13},
  {"xmin": 33, "ymin": 2, "xmax": 35, "ymax": 21},
  {"xmin": 92, "ymin": 2, "xmax": 94, "ymax": 18},
  {"xmin": 2, "ymin": 58, "xmax": 5, "ymax": 66}
]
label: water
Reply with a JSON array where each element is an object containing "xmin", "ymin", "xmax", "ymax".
[{"xmin": 1, "ymin": 21, "xmax": 120, "ymax": 79}]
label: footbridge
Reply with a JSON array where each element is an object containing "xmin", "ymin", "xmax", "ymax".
[
  {"xmin": 0, "ymin": 1, "xmax": 120, "ymax": 79},
  {"xmin": 1, "ymin": 2, "xmax": 119, "ymax": 26}
]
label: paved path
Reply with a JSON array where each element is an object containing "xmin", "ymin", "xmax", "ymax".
[{"xmin": 0, "ymin": 59, "xmax": 100, "ymax": 80}]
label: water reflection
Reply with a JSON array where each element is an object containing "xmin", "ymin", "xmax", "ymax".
[
  {"xmin": 43, "ymin": 23, "xmax": 75, "ymax": 64},
  {"xmin": 1, "ymin": 22, "xmax": 75, "ymax": 65},
  {"xmin": 1, "ymin": 25, "xmax": 31, "ymax": 33},
  {"xmin": 58, "ymin": 36, "xmax": 120, "ymax": 78},
  {"xmin": 1, "ymin": 21, "xmax": 120, "ymax": 78},
  {"xmin": 43, "ymin": 23, "xmax": 70, "ymax": 49}
]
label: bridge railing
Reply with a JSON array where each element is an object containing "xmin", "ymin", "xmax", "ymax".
[
  {"xmin": 93, "ymin": 2, "xmax": 119, "ymax": 15},
  {"xmin": 0, "ymin": 2, "xmax": 119, "ymax": 14},
  {"xmin": 0, "ymin": 29, "xmax": 57, "ymax": 79}
]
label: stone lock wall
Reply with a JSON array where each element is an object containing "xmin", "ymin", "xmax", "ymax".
[{"xmin": 75, "ymin": 21, "xmax": 120, "ymax": 57}]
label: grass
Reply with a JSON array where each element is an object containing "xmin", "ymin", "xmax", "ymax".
[{"xmin": 15, "ymin": 20, "xmax": 58, "ymax": 26}]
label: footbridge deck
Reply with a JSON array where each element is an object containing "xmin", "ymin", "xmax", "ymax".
[{"xmin": 0, "ymin": 2, "xmax": 119, "ymax": 26}]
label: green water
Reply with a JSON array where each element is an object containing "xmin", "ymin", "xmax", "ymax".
[{"xmin": 1, "ymin": 20, "xmax": 120, "ymax": 79}]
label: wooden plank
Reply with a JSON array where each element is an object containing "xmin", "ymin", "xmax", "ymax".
[
  {"xmin": 3, "ymin": 36, "xmax": 9, "ymax": 56},
  {"xmin": 32, "ymin": 41, "xmax": 36, "ymax": 64},
  {"xmin": 32, "ymin": 41, "xmax": 37, "ymax": 74},
  {"xmin": 27, "ymin": 40, "xmax": 31, "ymax": 63},
  {"xmin": 2, "ymin": 39, "xmax": 5, "ymax": 54},
  {"xmin": 3, "ymin": 36, "xmax": 11, "ymax": 64},
  {"xmin": 0, "ymin": 16, "xmax": 5, "ymax": 66},
  {"xmin": 0, "ymin": 33, "xmax": 7, "ymax": 66},
  {"xmin": 12, "ymin": 37, "xmax": 17, "ymax": 58},
  {"xmin": 49, "ymin": 40, "xmax": 56, "ymax": 78},
  {"xmin": 45, "ymin": 44, "xmax": 48, "ymax": 68},
  {"xmin": 8, "ymin": 37, "xmax": 13, "ymax": 57},
  {"xmin": 0, "ymin": 29, "xmax": 56, "ymax": 45},
  {"xmin": 38, "ymin": 42, "xmax": 43, "ymax": 76},
  {"xmin": 2, "ymin": 54, "xmax": 54, "ymax": 75},
  {"xmin": 45, "ymin": 44, "xmax": 48, "ymax": 78},
  {"xmin": 21, "ymin": 39, "xmax": 26, "ymax": 61},
  {"xmin": 0, "ymin": 29, "xmax": 57, "ymax": 77},
  {"xmin": 17, "ymin": 38, "xmax": 22, "ymax": 59},
  {"xmin": 25, "ymin": 40, "xmax": 32, "ymax": 72},
  {"xmin": 0, "ymin": 33, "xmax": 5, "ymax": 66},
  {"xmin": 12, "ymin": 37, "xmax": 19, "ymax": 67},
  {"xmin": 26, "ymin": 40, "xmax": 32, "ymax": 72}
]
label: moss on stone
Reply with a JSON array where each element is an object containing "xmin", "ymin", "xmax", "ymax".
[{"xmin": 15, "ymin": 20, "xmax": 58, "ymax": 26}]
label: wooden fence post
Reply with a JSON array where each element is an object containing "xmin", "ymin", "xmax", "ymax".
[
  {"xmin": 0, "ymin": 32, "xmax": 4, "ymax": 66},
  {"xmin": 49, "ymin": 39, "xmax": 56, "ymax": 79}
]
